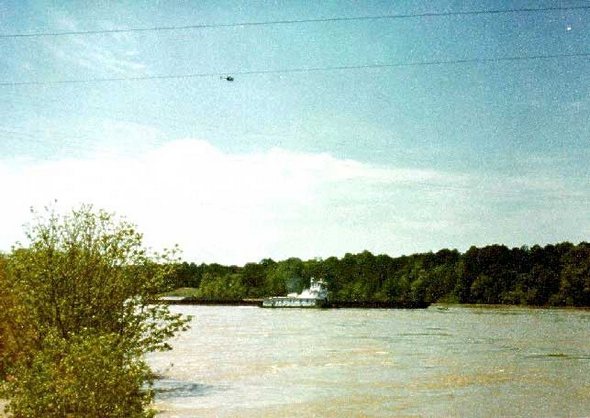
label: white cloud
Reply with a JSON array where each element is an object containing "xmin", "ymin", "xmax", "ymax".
[
  {"xmin": 0, "ymin": 139, "xmax": 459, "ymax": 263},
  {"xmin": 1, "ymin": 138, "xmax": 587, "ymax": 264},
  {"xmin": 44, "ymin": 14, "xmax": 147, "ymax": 77}
]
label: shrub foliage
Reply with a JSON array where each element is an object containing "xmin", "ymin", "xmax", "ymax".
[{"xmin": 0, "ymin": 205, "xmax": 189, "ymax": 417}]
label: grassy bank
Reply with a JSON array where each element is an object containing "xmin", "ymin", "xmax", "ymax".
[{"xmin": 160, "ymin": 287, "xmax": 200, "ymax": 298}]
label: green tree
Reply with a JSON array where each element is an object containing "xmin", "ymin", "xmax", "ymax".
[
  {"xmin": 267, "ymin": 258, "xmax": 305, "ymax": 295},
  {"xmin": 421, "ymin": 264, "xmax": 459, "ymax": 303},
  {"xmin": 0, "ymin": 253, "xmax": 9, "ymax": 375},
  {"xmin": 555, "ymin": 243, "xmax": 590, "ymax": 306},
  {"xmin": 6, "ymin": 331, "xmax": 154, "ymax": 418},
  {"xmin": 0, "ymin": 205, "xmax": 190, "ymax": 417},
  {"xmin": 196, "ymin": 272, "xmax": 246, "ymax": 300},
  {"xmin": 165, "ymin": 261, "xmax": 203, "ymax": 289},
  {"xmin": 241, "ymin": 262, "xmax": 267, "ymax": 297}
]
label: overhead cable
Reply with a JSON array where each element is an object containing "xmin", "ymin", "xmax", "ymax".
[
  {"xmin": 1, "ymin": 51, "xmax": 589, "ymax": 87},
  {"xmin": 0, "ymin": 5, "xmax": 589, "ymax": 39}
]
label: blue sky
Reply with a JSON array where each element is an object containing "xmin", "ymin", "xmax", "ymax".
[{"xmin": 1, "ymin": 1, "xmax": 589, "ymax": 264}]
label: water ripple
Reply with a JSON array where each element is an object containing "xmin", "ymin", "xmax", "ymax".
[
  {"xmin": 154, "ymin": 379, "xmax": 217, "ymax": 399},
  {"xmin": 525, "ymin": 353, "xmax": 590, "ymax": 361}
]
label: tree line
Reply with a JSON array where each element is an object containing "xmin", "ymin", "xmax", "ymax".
[{"xmin": 164, "ymin": 242, "xmax": 590, "ymax": 307}]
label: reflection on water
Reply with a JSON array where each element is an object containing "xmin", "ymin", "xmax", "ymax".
[
  {"xmin": 153, "ymin": 379, "xmax": 216, "ymax": 399},
  {"xmin": 148, "ymin": 305, "xmax": 590, "ymax": 417}
]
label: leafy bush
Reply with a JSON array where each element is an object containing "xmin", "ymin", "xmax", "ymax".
[
  {"xmin": 5, "ymin": 332, "xmax": 155, "ymax": 418},
  {"xmin": 0, "ymin": 205, "xmax": 189, "ymax": 417}
]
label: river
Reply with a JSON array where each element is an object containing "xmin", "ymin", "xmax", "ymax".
[{"xmin": 148, "ymin": 305, "xmax": 590, "ymax": 417}]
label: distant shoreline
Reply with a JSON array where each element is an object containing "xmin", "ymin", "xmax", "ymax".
[{"xmin": 159, "ymin": 298, "xmax": 431, "ymax": 309}]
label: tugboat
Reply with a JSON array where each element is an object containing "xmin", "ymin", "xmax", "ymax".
[{"xmin": 262, "ymin": 277, "xmax": 328, "ymax": 308}]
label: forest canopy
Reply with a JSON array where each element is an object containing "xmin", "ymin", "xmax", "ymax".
[{"xmin": 164, "ymin": 242, "xmax": 590, "ymax": 307}]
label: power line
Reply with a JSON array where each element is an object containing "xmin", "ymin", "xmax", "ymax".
[
  {"xmin": 1, "ymin": 5, "xmax": 589, "ymax": 39},
  {"xmin": 1, "ymin": 51, "xmax": 589, "ymax": 87}
]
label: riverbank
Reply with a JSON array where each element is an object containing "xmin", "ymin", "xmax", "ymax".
[
  {"xmin": 159, "ymin": 297, "xmax": 431, "ymax": 309},
  {"xmin": 159, "ymin": 297, "xmax": 262, "ymax": 306}
]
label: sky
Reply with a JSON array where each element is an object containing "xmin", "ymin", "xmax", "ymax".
[{"xmin": 0, "ymin": 0, "xmax": 589, "ymax": 265}]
